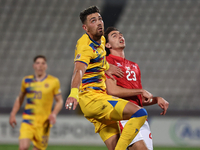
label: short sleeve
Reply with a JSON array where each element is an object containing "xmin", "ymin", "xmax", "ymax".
[
  {"xmin": 74, "ymin": 45, "xmax": 93, "ymax": 66},
  {"xmin": 54, "ymin": 78, "xmax": 61, "ymax": 96}
]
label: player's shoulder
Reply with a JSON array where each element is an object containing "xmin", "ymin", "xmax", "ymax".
[
  {"xmin": 127, "ymin": 59, "xmax": 138, "ymax": 65},
  {"xmin": 126, "ymin": 59, "xmax": 140, "ymax": 67},
  {"xmin": 21, "ymin": 75, "xmax": 34, "ymax": 84},
  {"xmin": 76, "ymin": 35, "xmax": 93, "ymax": 53},
  {"xmin": 47, "ymin": 74, "xmax": 59, "ymax": 81},
  {"xmin": 22, "ymin": 75, "xmax": 34, "ymax": 80},
  {"xmin": 77, "ymin": 34, "xmax": 92, "ymax": 48},
  {"xmin": 106, "ymin": 54, "xmax": 115, "ymax": 63}
]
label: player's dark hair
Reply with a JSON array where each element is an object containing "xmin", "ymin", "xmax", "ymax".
[
  {"xmin": 104, "ymin": 27, "xmax": 119, "ymax": 56},
  {"xmin": 80, "ymin": 6, "xmax": 100, "ymax": 24},
  {"xmin": 33, "ymin": 55, "xmax": 47, "ymax": 62}
]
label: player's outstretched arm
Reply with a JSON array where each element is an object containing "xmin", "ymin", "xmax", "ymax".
[
  {"xmin": 106, "ymin": 78, "xmax": 153, "ymax": 99},
  {"xmin": 9, "ymin": 92, "xmax": 26, "ymax": 128},
  {"xmin": 143, "ymin": 97, "xmax": 169, "ymax": 115},
  {"xmin": 65, "ymin": 62, "xmax": 87, "ymax": 110}
]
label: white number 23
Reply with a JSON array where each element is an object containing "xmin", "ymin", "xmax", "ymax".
[{"xmin": 126, "ymin": 70, "xmax": 137, "ymax": 81}]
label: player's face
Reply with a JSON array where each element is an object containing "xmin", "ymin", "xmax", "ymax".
[
  {"xmin": 33, "ymin": 58, "xmax": 47, "ymax": 76},
  {"xmin": 83, "ymin": 13, "xmax": 104, "ymax": 39},
  {"xmin": 107, "ymin": 30, "xmax": 125, "ymax": 50}
]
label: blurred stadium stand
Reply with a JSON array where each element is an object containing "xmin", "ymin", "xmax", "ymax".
[
  {"xmin": 0, "ymin": 0, "xmax": 104, "ymax": 112},
  {"xmin": 0, "ymin": 0, "xmax": 199, "ymax": 115},
  {"xmin": 116, "ymin": 0, "xmax": 200, "ymax": 113}
]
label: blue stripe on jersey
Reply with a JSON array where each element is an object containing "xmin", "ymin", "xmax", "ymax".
[
  {"xmin": 131, "ymin": 108, "xmax": 148, "ymax": 118},
  {"xmin": 27, "ymin": 98, "xmax": 34, "ymax": 104},
  {"xmin": 26, "ymin": 87, "xmax": 35, "ymax": 93},
  {"xmin": 90, "ymin": 55, "xmax": 103, "ymax": 63},
  {"xmin": 87, "ymin": 86, "xmax": 103, "ymax": 91},
  {"xmin": 22, "ymin": 119, "xmax": 32, "ymax": 125},
  {"xmin": 75, "ymin": 61, "xmax": 88, "ymax": 66},
  {"xmin": 89, "ymin": 43, "xmax": 97, "ymax": 50},
  {"xmin": 25, "ymin": 78, "xmax": 34, "ymax": 83},
  {"xmin": 108, "ymin": 100, "xmax": 118, "ymax": 107},
  {"xmin": 86, "ymin": 67, "xmax": 101, "ymax": 73},
  {"xmin": 23, "ymin": 109, "xmax": 34, "ymax": 115},
  {"xmin": 82, "ymin": 75, "xmax": 102, "ymax": 84}
]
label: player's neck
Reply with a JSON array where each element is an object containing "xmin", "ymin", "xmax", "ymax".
[
  {"xmin": 87, "ymin": 32, "xmax": 101, "ymax": 44},
  {"xmin": 34, "ymin": 73, "xmax": 47, "ymax": 81},
  {"xmin": 110, "ymin": 49, "xmax": 125, "ymax": 59}
]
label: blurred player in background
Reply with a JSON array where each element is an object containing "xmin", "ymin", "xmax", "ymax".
[
  {"xmin": 104, "ymin": 27, "xmax": 169, "ymax": 150},
  {"xmin": 9, "ymin": 55, "xmax": 63, "ymax": 150},
  {"xmin": 65, "ymin": 6, "xmax": 152, "ymax": 150}
]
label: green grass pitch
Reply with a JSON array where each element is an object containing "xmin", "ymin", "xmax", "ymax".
[{"xmin": 0, "ymin": 145, "xmax": 200, "ymax": 150}]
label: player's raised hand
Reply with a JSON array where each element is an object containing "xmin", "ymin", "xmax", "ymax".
[
  {"xmin": 48, "ymin": 113, "xmax": 56, "ymax": 124},
  {"xmin": 105, "ymin": 64, "xmax": 124, "ymax": 79},
  {"xmin": 157, "ymin": 97, "xmax": 169, "ymax": 115},
  {"xmin": 9, "ymin": 114, "xmax": 17, "ymax": 128}
]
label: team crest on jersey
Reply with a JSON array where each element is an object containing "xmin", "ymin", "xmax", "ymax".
[
  {"xmin": 75, "ymin": 54, "xmax": 81, "ymax": 60},
  {"xmin": 125, "ymin": 66, "xmax": 130, "ymax": 70},
  {"xmin": 45, "ymin": 83, "xmax": 49, "ymax": 88}
]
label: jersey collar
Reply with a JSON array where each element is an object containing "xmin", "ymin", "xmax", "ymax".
[{"xmin": 34, "ymin": 74, "xmax": 48, "ymax": 82}]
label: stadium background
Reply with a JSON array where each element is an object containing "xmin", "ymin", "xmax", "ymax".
[{"xmin": 0, "ymin": 0, "xmax": 199, "ymax": 149}]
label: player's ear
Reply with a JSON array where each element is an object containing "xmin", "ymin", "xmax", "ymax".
[
  {"xmin": 82, "ymin": 24, "xmax": 88, "ymax": 32},
  {"xmin": 105, "ymin": 43, "xmax": 111, "ymax": 49}
]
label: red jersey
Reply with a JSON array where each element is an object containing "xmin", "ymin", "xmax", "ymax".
[{"xmin": 106, "ymin": 54, "xmax": 143, "ymax": 107}]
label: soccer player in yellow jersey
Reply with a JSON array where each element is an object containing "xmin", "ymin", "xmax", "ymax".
[
  {"xmin": 9, "ymin": 55, "xmax": 63, "ymax": 150},
  {"xmin": 65, "ymin": 6, "xmax": 152, "ymax": 150}
]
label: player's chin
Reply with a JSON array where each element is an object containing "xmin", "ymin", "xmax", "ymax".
[{"xmin": 97, "ymin": 30, "xmax": 104, "ymax": 35}]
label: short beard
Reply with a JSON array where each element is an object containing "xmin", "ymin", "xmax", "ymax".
[{"xmin": 94, "ymin": 30, "xmax": 104, "ymax": 41}]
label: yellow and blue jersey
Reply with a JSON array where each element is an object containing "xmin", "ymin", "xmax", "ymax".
[
  {"xmin": 21, "ymin": 74, "xmax": 61, "ymax": 126},
  {"xmin": 74, "ymin": 33, "xmax": 107, "ymax": 91}
]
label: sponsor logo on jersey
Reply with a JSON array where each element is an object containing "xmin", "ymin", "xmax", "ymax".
[
  {"xmin": 132, "ymin": 64, "xmax": 137, "ymax": 69},
  {"xmin": 116, "ymin": 62, "xmax": 122, "ymax": 67},
  {"xmin": 125, "ymin": 66, "xmax": 130, "ymax": 70}
]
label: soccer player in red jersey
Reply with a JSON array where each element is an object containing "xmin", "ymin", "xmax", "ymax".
[{"xmin": 104, "ymin": 27, "xmax": 169, "ymax": 150}]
